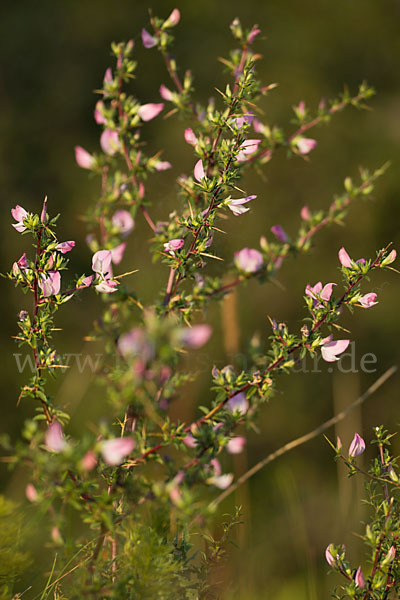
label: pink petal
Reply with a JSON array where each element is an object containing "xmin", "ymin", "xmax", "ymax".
[
  {"xmin": 17, "ymin": 253, "xmax": 28, "ymax": 269},
  {"xmin": 359, "ymin": 292, "xmax": 378, "ymax": 308},
  {"xmin": 112, "ymin": 210, "xmax": 134, "ymax": 235},
  {"xmin": 95, "ymin": 279, "xmax": 118, "ymax": 293},
  {"xmin": 103, "ymin": 68, "xmax": 113, "ymax": 86},
  {"xmin": 100, "ymin": 129, "xmax": 121, "ymax": 155},
  {"xmin": 270, "ymin": 224, "xmax": 288, "ymax": 243},
  {"xmin": 234, "ymin": 248, "xmax": 263, "ymax": 273},
  {"xmin": 160, "ymin": 84, "xmax": 173, "ymax": 101},
  {"xmin": 164, "ymin": 238, "xmax": 184, "ymax": 254},
  {"xmin": 81, "ymin": 450, "xmax": 97, "ymax": 471},
  {"xmin": 56, "ymin": 241, "xmax": 75, "ymax": 254},
  {"xmin": 226, "ymin": 391, "xmax": 249, "ymax": 415},
  {"xmin": 355, "ymin": 567, "xmax": 365, "ymax": 589},
  {"xmin": 11, "ymin": 205, "xmax": 27, "ymax": 222},
  {"xmin": 45, "ymin": 421, "xmax": 67, "ymax": 453},
  {"xmin": 321, "ymin": 339, "xmax": 350, "ymax": 362},
  {"xmin": 194, "ymin": 159, "xmax": 205, "ymax": 181},
  {"xmin": 141, "ymin": 28, "xmax": 157, "ymax": 48},
  {"xmin": 39, "ymin": 271, "xmax": 61, "ymax": 297},
  {"xmin": 338, "ymin": 247, "xmax": 353, "ymax": 268},
  {"xmin": 25, "ymin": 483, "xmax": 38, "ymax": 502},
  {"xmin": 253, "ymin": 119, "xmax": 266, "ymax": 134},
  {"xmin": 165, "ymin": 8, "xmax": 180, "ymax": 26},
  {"xmin": 348, "ymin": 432, "xmax": 365, "ymax": 457},
  {"xmin": 92, "ymin": 250, "xmax": 112, "ymax": 275},
  {"xmin": 320, "ymin": 282, "xmax": 336, "ymax": 301},
  {"xmin": 226, "ymin": 436, "xmax": 246, "ymax": 454},
  {"xmin": 184, "ymin": 128, "xmax": 198, "ymax": 145},
  {"xmin": 75, "ymin": 146, "xmax": 94, "ymax": 169},
  {"xmin": 138, "ymin": 103, "xmax": 164, "ymax": 121},
  {"xmin": 209, "ymin": 473, "xmax": 234, "ymax": 489},
  {"xmin": 94, "ymin": 100, "xmax": 107, "ymax": 124},
  {"xmin": 180, "ymin": 324, "xmax": 212, "ymax": 348},
  {"xmin": 296, "ymin": 137, "xmax": 317, "ymax": 155},
  {"xmin": 183, "ymin": 433, "xmax": 197, "ymax": 448},
  {"xmin": 300, "ymin": 205, "xmax": 311, "ymax": 220},
  {"xmin": 101, "ymin": 437, "xmax": 135, "ymax": 466},
  {"xmin": 248, "ymin": 27, "xmax": 261, "ymax": 44},
  {"xmin": 110, "ymin": 242, "xmax": 126, "ymax": 265},
  {"xmin": 325, "ymin": 545, "xmax": 335, "ymax": 567},
  {"xmin": 382, "ymin": 249, "xmax": 397, "ymax": 266},
  {"xmin": 155, "ymin": 160, "xmax": 172, "ymax": 171}
]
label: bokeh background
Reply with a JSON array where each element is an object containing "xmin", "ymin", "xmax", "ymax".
[{"xmin": 1, "ymin": 0, "xmax": 400, "ymax": 598}]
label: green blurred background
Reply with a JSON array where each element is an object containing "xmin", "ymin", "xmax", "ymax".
[{"xmin": 1, "ymin": 0, "xmax": 400, "ymax": 597}]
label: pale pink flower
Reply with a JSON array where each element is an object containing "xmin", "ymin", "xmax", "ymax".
[
  {"xmin": 348, "ymin": 432, "xmax": 365, "ymax": 457},
  {"xmin": 11, "ymin": 205, "xmax": 28, "ymax": 233},
  {"xmin": 160, "ymin": 84, "xmax": 173, "ymax": 101},
  {"xmin": 301, "ymin": 205, "xmax": 311, "ymax": 220},
  {"xmin": 56, "ymin": 241, "xmax": 75, "ymax": 254},
  {"xmin": 336, "ymin": 436, "xmax": 342, "ymax": 451},
  {"xmin": 381, "ymin": 249, "xmax": 397, "ymax": 266},
  {"xmin": 226, "ymin": 392, "xmax": 249, "ymax": 415},
  {"xmin": 227, "ymin": 195, "xmax": 256, "ymax": 216},
  {"xmin": 45, "ymin": 421, "xmax": 67, "ymax": 453},
  {"xmin": 51, "ymin": 526, "xmax": 63, "ymax": 545},
  {"xmin": 354, "ymin": 567, "xmax": 365, "ymax": 589},
  {"xmin": 338, "ymin": 247, "xmax": 353, "ymax": 268},
  {"xmin": 39, "ymin": 271, "xmax": 61, "ymax": 297},
  {"xmin": 183, "ymin": 433, "xmax": 197, "ymax": 448},
  {"xmin": 321, "ymin": 339, "xmax": 350, "ymax": 362},
  {"xmin": 164, "ymin": 238, "xmax": 184, "ymax": 254},
  {"xmin": 386, "ymin": 546, "xmax": 396, "ymax": 563},
  {"xmin": 95, "ymin": 279, "xmax": 118, "ymax": 294},
  {"xmin": 271, "ymin": 224, "xmax": 288, "ymax": 243},
  {"xmin": 112, "ymin": 210, "xmax": 134, "ymax": 235},
  {"xmin": 75, "ymin": 146, "xmax": 94, "ymax": 169},
  {"xmin": 25, "ymin": 484, "xmax": 38, "ymax": 502},
  {"xmin": 184, "ymin": 128, "xmax": 198, "ymax": 145},
  {"xmin": 296, "ymin": 100, "xmax": 306, "ymax": 117},
  {"xmin": 141, "ymin": 28, "xmax": 156, "ymax": 48},
  {"xmin": 359, "ymin": 292, "xmax": 378, "ymax": 308},
  {"xmin": 17, "ymin": 253, "xmax": 28, "ymax": 269},
  {"xmin": 81, "ymin": 450, "xmax": 98, "ymax": 471},
  {"xmin": 236, "ymin": 138, "xmax": 261, "ymax": 161},
  {"xmin": 325, "ymin": 544, "xmax": 336, "ymax": 567},
  {"xmin": 208, "ymin": 473, "xmax": 234, "ymax": 489},
  {"xmin": 118, "ymin": 328, "xmax": 154, "ymax": 362},
  {"xmin": 253, "ymin": 119, "xmax": 266, "ymax": 134},
  {"xmin": 165, "ymin": 8, "xmax": 180, "ymax": 27},
  {"xmin": 180, "ymin": 324, "xmax": 212, "ymax": 348},
  {"xmin": 226, "ymin": 436, "xmax": 246, "ymax": 454},
  {"xmin": 101, "ymin": 437, "xmax": 135, "ymax": 465},
  {"xmin": 194, "ymin": 159, "xmax": 205, "ymax": 181},
  {"xmin": 155, "ymin": 160, "xmax": 172, "ymax": 171},
  {"xmin": 234, "ymin": 248, "xmax": 263, "ymax": 273},
  {"xmin": 138, "ymin": 103, "xmax": 164, "ymax": 122},
  {"xmin": 103, "ymin": 67, "xmax": 113, "ymax": 86},
  {"xmin": 110, "ymin": 242, "xmax": 127, "ymax": 265},
  {"xmin": 320, "ymin": 282, "xmax": 336, "ymax": 301},
  {"xmin": 235, "ymin": 113, "xmax": 254, "ymax": 128},
  {"xmin": 100, "ymin": 129, "xmax": 121, "ymax": 155},
  {"xmin": 92, "ymin": 250, "xmax": 112, "ymax": 276},
  {"xmin": 94, "ymin": 100, "xmax": 107, "ymax": 124},
  {"xmin": 296, "ymin": 137, "xmax": 317, "ymax": 155},
  {"xmin": 78, "ymin": 275, "xmax": 94, "ymax": 288}
]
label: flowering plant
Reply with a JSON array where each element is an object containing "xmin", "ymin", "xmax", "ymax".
[{"xmin": 2, "ymin": 9, "xmax": 398, "ymax": 599}]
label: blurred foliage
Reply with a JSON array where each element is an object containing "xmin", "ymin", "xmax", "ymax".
[{"xmin": 1, "ymin": 0, "xmax": 400, "ymax": 598}]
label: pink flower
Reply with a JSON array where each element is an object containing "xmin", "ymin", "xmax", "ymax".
[
  {"xmin": 248, "ymin": 27, "xmax": 261, "ymax": 44},
  {"xmin": 25, "ymin": 483, "xmax": 38, "ymax": 502},
  {"xmin": 325, "ymin": 544, "xmax": 336, "ymax": 567},
  {"xmin": 301, "ymin": 205, "xmax": 311, "ymax": 220},
  {"xmin": 110, "ymin": 242, "xmax": 126, "ymax": 265},
  {"xmin": 92, "ymin": 250, "xmax": 112, "ymax": 276},
  {"xmin": 118, "ymin": 328, "xmax": 153, "ymax": 362},
  {"xmin": 381, "ymin": 249, "xmax": 397, "ymax": 266},
  {"xmin": 338, "ymin": 247, "xmax": 353, "ymax": 268},
  {"xmin": 160, "ymin": 84, "xmax": 173, "ymax": 101},
  {"xmin": 141, "ymin": 28, "xmax": 156, "ymax": 48},
  {"xmin": 354, "ymin": 567, "xmax": 365, "ymax": 589},
  {"xmin": 138, "ymin": 103, "xmax": 164, "ymax": 121},
  {"xmin": 235, "ymin": 113, "xmax": 254, "ymax": 128},
  {"xmin": 39, "ymin": 271, "xmax": 61, "ymax": 297},
  {"xmin": 253, "ymin": 119, "xmax": 266, "ymax": 134},
  {"xmin": 78, "ymin": 275, "xmax": 94, "ymax": 288},
  {"xmin": 226, "ymin": 392, "xmax": 249, "ymax": 415},
  {"xmin": 81, "ymin": 450, "xmax": 97, "ymax": 471},
  {"xmin": 95, "ymin": 279, "xmax": 118, "ymax": 294},
  {"xmin": 155, "ymin": 160, "xmax": 172, "ymax": 171},
  {"xmin": 45, "ymin": 421, "xmax": 67, "ymax": 453},
  {"xmin": 180, "ymin": 324, "xmax": 212, "ymax": 348},
  {"xmin": 103, "ymin": 67, "xmax": 113, "ymax": 86},
  {"xmin": 75, "ymin": 146, "xmax": 94, "ymax": 169},
  {"xmin": 183, "ymin": 433, "xmax": 197, "ymax": 448},
  {"xmin": 226, "ymin": 437, "xmax": 246, "ymax": 454},
  {"xmin": 194, "ymin": 159, "xmax": 205, "ymax": 181},
  {"xmin": 348, "ymin": 432, "xmax": 365, "ymax": 457},
  {"xmin": 101, "ymin": 437, "xmax": 135, "ymax": 466},
  {"xmin": 56, "ymin": 241, "xmax": 75, "ymax": 254},
  {"xmin": 165, "ymin": 8, "xmax": 180, "ymax": 27},
  {"xmin": 359, "ymin": 292, "xmax": 378, "ymax": 308},
  {"xmin": 184, "ymin": 128, "xmax": 198, "ymax": 145},
  {"xmin": 271, "ymin": 224, "xmax": 288, "ymax": 243},
  {"xmin": 321, "ymin": 339, "xmax": 350, "ymax": 362},
  {"xmin": 296, "ymin": 137, "xmax": 317, "ymax": 155},
  {"xmin": 94, "ymin": 100, "xmax": 106, "ymax": 124},
  {"xmin": 208, "ymin": 473, "xmax": 234, "ymax": 489},
  {"xmin": 236, "ymin": 138, "xmax": 261, "ymax": 161},
  {"xmin": 227, "ymin": 195, "xmax": 256, "ymax": 216},
  {"xmin": 17, "ymin": 253, "xmax": 28, "ymax": 269},
  {"xmin": 234, "ymin": 248, "xmax": 263, "ymax": 273},
  {"xmin": 164, "ymin": 238, "xmax": 184, "ymax": 254},
  {"xmin": 112, "ymin": 210, "xmax": 135, "ymax": 235},
  {"xmin": 100, "ymin": 129, "xmax": 121, "ymax": 155},
  {"xmin": 320, "ymin": 282, "xmax": 336, "ymax": 301},
  {"xmin": 11, "ymin": 205, "xmax": 28, "ymax": 232}
]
